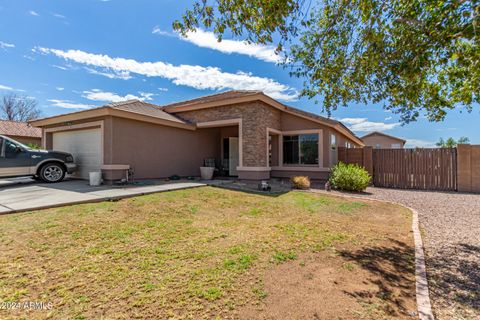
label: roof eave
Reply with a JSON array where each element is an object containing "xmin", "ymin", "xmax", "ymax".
[
  {"xmin": 29, "ymin": 106, "xmax": 195, "ymax": 131},
  {"xmin": 164, "ymin": 92, "xmax": 364, "ymax": 146}
]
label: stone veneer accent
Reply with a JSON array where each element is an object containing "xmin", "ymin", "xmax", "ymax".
[{"xmin": 173, "ymin": 101, "xmax": 281, "ymax": 167}]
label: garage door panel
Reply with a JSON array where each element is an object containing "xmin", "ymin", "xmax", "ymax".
[{"xmin": 52, "ymin": 128, "xmax": 102, "ymax": 179}]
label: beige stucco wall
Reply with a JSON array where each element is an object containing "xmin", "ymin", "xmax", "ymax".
[
  {"xmin": 280, "ymin": 113, "xmax": 360, "ymax": 167},
  {"xmin": 108, "ymin": 117, "xmax": 220, "ymax": 179},
  {"xmin": 362, "ymin": 134, "xmax": 404, "ymax": 149},
  {"xmin": 40, "ymin": 102, "xmax": 362, "ymax": 181}
]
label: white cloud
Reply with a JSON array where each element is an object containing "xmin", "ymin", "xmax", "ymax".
[
  {"xmin": 48, "ymin": 99, "xmax": 94, "ymax": 109},
  {"xmin": 56, "ymin": 87, "xmax": 64, "ymax": 91},
  {"xmin": 183, "ymin": 29, "xmax": 281, "ymax": 63},
  {"xmin": 404, "ymin": 139, "xmax": 435, "ymax": 148},
  {"xmin": 52, "ymin": 13, "xmax": 66, "ymax": 19},
  {"xmin": 153, "ymin": 27, "xmax": 281, "ymax": 63},
  {"xmin": 82, "ymin": 89, "xmax": 154, "ymax": 102},
  {"xmin": 340, "ymin": 117, "xmax": 401, "ymax": 132},
  {"xmin": 52, "ymin": 64, "xmax": 68, "ymax": 70},
  {"xmin": 0, "ymin": 41, "xmax": 14, "ymax": 50},
  {"xmin": 152, "ymin": 26, "xmax": 175, "ymax": 37},
  {"xmin": 29, "ymin": 10, "xmax": 39, "ymax": 16},
  {"xmin": 85, "ymin": 67, "xmax": 132, "ymax": 80},
  {"xmin": 138, "ymin": 92, "xmax": 154, "ymax": 100},
  {"xmin": 36, "ymin": 47, "xmax": 298, "ymax": 101},
  {"xmin": 0, "ymin": 84, "xmax": 24, "ymax": 92},
  {"xmin": 384, "ymin": 116, "xmax": 392, "ymax": 121},
  {"xmin": 0, "ymin": 84, "xmax": 13, "ymax": 91},
  {"xmin": 158, "ymin": 87, "xmax": 168, "ymax": 92}
]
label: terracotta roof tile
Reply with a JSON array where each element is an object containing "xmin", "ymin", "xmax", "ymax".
[
  {"xmin": 162, "ymin": 90, "xmax": 261, "ymax": 109},
  {"xmin": 109, "ymin": 100, "xmax": 186, "ymax": 124},
  {"xmin": 0, "ymin": 120, "xmax": 42, "ymax": 138},
  {"xmin": 30, "ymin": 100, "xmax": 188, "ymax": 126}
]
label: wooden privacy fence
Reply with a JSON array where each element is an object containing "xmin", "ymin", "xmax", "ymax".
[
  {"xmin": 337, "ymin": 147, "xmax": 459, "ymax": 191},
  {"xmin": 372, "ymin": 148, "xmax": 457, "ymax": 191},
  {"xmin": 337, "ymin": 146, "xmax": 373, "ymax": 176}
]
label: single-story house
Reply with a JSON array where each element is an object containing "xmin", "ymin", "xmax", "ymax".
[
  {"xmin": 30, "ymin": 91, "xmax": 364, "ymax": 181},
  {"xmin": 361, "ymin": 131, "xmax": 406, "ymax": 149},
  {"xmin": 0, "ymin": 120, "xmax": 42, "ymax": 146}
]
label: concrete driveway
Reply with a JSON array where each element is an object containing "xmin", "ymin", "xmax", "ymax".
[{"xmin": 0, "ymin": 179, "xmax": 205, "ymax": 214}]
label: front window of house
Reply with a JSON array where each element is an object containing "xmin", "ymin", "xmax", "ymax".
[{"xmin": 283, "ymin": 133, "xmax": 319, "ymax": 165}]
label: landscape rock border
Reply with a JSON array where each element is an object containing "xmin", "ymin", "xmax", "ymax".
[{"xmin": 310, "ymin": 190, "xmax": 434, "ymax": 320}]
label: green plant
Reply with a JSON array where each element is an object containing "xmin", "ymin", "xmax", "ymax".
[
  {"xmin": 329, "ymin": 162, "xmax": 371, "ymax": 192},
  {"xmin": 290, "ymin": 176, "xmax": 310, "ymax": 190},
  {"xmin": 26, "ymin": 143, "xmax": 40, "ymax": 150}
]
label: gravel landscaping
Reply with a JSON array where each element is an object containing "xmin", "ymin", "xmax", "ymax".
[{"xmin": 320, "ymin": 187, "xmax": 480, "ymax": 320}]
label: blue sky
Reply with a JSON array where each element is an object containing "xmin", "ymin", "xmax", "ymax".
[{"xmin": 0, "ymin": 0, "xmax": 478, "ymax": 147}]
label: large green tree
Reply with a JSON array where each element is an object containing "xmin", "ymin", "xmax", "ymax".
[{"xmin": 174, "ymin": 0, "xmax": 479, "ymax": 123}]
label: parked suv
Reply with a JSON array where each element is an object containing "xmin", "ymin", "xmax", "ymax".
[{"xmin": 0, "ymin": 135, "xmax": 76, "ymax": 182}]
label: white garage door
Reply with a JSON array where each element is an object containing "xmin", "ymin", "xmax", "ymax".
[{"xmin": 52, "ymin": 128, "xmax": 102, "ymax": 179}]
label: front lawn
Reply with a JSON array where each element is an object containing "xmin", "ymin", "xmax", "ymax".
[{"xmin": 0, "ymin": 187, "xmax": 416, "ymax": 319}]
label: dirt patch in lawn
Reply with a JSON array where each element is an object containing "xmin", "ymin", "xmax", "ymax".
[{"xmin": 0, "ymin": 187, "xmax": 416, "ymax": 319}]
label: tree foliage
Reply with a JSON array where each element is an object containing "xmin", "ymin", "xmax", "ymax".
[
  {"xmin": 174, "ymin": 0, "xmax": 479, "ymax": 122},
  {"xmin": 436, "ymin": 136, "xmax": 470, "ymax": 148},
  {"xmin": 0, "ymin": 94, "xmax": 41, "ymax": 122}
]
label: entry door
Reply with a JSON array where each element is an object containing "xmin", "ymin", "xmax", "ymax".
[{"xmin": 229, "ymin": 137, "xmax": 239, "ymax": 176}]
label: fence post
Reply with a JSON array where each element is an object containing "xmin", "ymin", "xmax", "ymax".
[
  {"xmin": 337, "ymin": 147, "xmax": 346, "ymax": 163},
  {"xmin": 457, "ymin": 144, "xmax": 472, "ymax": 192},
  {"xmin": 363, "ymin": 147, "xmax": 373, "ymax": 177}
]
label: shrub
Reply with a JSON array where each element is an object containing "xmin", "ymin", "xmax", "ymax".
[
  {"xmin": 329, "ymin": 162, "xmax": 371, "ymax": 192},
  {"xmin": 290, "ymin": 176, "xmax": 311, "ymax": 189}
]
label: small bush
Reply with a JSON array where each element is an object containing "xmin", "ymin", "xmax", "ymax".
[
  {"xmin": 329, "ymin": 162, "xmax": 371, "ymax": 192},
  {"xmin": 290, "ymin": 176, "xmax": 311, "ymax": 189}
]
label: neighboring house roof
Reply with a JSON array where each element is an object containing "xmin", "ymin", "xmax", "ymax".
[
  {"xmin": 163, "ymin": 91, "xmax": 364, "ymax": 146},
  {"xmin": 361, "ymin": 131, "xmax": 406, "ymax": 144},
  {"xmin": 30, "ymin": 100, "xmax": 193, "ymax": 130},
  {"xmin": 0, "ymin": 120, "xmax": 42, "ymax": 138}
]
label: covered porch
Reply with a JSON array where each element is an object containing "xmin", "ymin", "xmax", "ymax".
[{"xmin": 197, "ymin": 119, "xmax": 241, "ymax": 178}]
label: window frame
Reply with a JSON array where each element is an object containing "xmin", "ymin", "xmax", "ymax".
[{"xmin": 282, "ymin": 132, "xmax": 320, "ymax": 166}]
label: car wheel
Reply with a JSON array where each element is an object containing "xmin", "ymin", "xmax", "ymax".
[{"xmin": 40, "ymin": 163, "xmax": 66, "ymax": 183}]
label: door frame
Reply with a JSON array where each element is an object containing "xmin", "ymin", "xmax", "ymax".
[
  {"xmin": 196, "ymin": 118, "xmax": 243, "ymax": 169},
  {"xmin": 228, "ymin": 137, "xmax": 239, "ymax": 176}
]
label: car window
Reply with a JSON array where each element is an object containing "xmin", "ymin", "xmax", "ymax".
[{"xmin": 4, "ymin": 139, "xmax": 20, "ymax": 158}]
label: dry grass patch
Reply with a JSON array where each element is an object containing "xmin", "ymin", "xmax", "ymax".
[{"xmin": 0, "ymin": 187, "xmax": 416, "ymax": 319}]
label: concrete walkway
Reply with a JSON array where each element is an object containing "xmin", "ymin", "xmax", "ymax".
[{"xmin": 0, "ymin": 179, "xmax": 205, "ymax": 214}]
